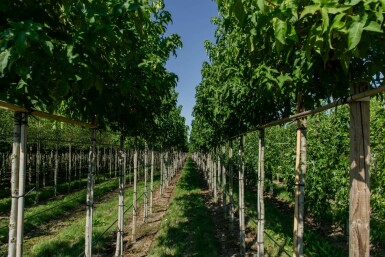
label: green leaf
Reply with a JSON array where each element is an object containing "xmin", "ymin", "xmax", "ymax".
[
  {"xmin": 257, "ymin": 0, "xmax": 265, "ymax": 12},
  {"xmin": 0, "ymin": 49, "xmax": 11, "ymax": 74},
  {"xmin": 325, "ymin": 6, "xmax": 351, "ymax": 14},
  {"xmin": 273, "ymin": 18, "xmax": 287, "ymax": 44},
  {"xmin": 348, "ymin": 21, "xmax": 364, "ymax": 50},
  {"xmin": 363, "ymin": 21, "xmax": 383, "ymax": 33},
  {"xmin": 44, "ymin": 41, "xmax": 54, "ymax": 55},
  {"xmin": 232, "ymin": 0, "xmax": 247, "ymax": 25},
  {"xmin": 15, "ymin": 32, "xmax": 28, "ymax": 55},
  {"xmin": 300, "ymin": 5, "xmax": 320, "ymax": 19},
  {"xmin": 321, "ymin": 8, "xmax": 329, "ymax": 33}
]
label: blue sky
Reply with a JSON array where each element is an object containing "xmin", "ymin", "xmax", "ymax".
[{"xmin": 163, "ymin": 0, "xmax": 218, "ymax": 131}]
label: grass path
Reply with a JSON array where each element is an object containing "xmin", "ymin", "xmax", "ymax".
[{"xmin": 148, "ymin": 158, "xmax": 220, "ymax": 257}]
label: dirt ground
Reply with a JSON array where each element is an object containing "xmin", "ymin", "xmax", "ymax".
[{"xmin": 120, "ymin": 173, "xmax": 181, "ymax": 257}]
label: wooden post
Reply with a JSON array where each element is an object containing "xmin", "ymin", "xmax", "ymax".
[
  {"xmin": 115, "ymin": 134, "xmax": 125, "ymax": 257},
  {"xmin": 132, "ymin": 150, "xmax": 138, "ymax": 242},
  {"xmin": 85, "ymin": 128, "xmax": 96, "ymax": 257},
  {"xmin": 257, "ymin": 129, "xmax": 265, "ymax": 257},
  {"xmin": 293, "ymin": 95, "xmax": 307, "ymax": 257},
  {"xmin": 150, "ymin": 149, "xmax": 154, "ymax": 214},
  {"xmin": 16, "ymin": 113, "xmax": 27, "ymax": 257},
  {"xmin": 239, "ymin": 136, "xmax": 245, "ymax": 255},
  {"xmin": 349, "ymin": 83, "xmax": 370, "ymax": 257},
  {"xmin": 8, "ymin": 112, "xmax": 21, "ymax": 257}
]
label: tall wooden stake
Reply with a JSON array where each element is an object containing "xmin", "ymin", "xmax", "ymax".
[
  {"xmin": 239, "ymin": 136, "xmax": 245, "ymax": 255},
  {"xmin": 257, "ymin": 129, "xmax": 265, "ymax": 257},
  {"xmin": 349, "ymin": 83, "xmax": 370, "ymax": 257},
  {"xmin": 293, "ymin": 95, "xmax": 307, "ymax": 257},
  {"xmin": 85, "ymin": 128, "xmax": 96, "ymax": 257},
  {"xmin": 132, "ymin": 150, "xmax": 138, "ymax": 242},
  {"xmin": 8, "ymin": 112, "xmax": 21, "ymax": 257},
  {"xmin": 16, "ymin": 113, "xmax": 27, "ymax": 257}
]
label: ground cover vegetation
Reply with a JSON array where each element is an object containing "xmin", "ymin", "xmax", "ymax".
[{"xmin": 148, "ymin": 158, "xmax": 221, "ymax": 257}]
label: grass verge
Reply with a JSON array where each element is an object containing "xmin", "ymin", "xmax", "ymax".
[{"xmin": 148, "ymin": 159, "xmax": 220, "ymax": 257}]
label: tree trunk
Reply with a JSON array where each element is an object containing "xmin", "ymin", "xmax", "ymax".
[
  {"xmin": 293, "ymin": 95, "xmax": 307, "ymax": 257},
  {"xmin": 150, "ymin": 150, "xmax": 154, "ymax": 214},
  {"xmin": 144, "ymin": 144, "xmax": 148, "ymax": 222},
  {"xmin": 229, "ymin": 141, "xmax": 234, "ymax": 231},
  {"xmin": 239, "ymin": 136, "xmax": 245, "ymax": 255},
  {"xmin": 16, "ymin": 113, "xmax": 27, "ymax": 257},
  {"xmin": 85, "ymin": 129, "xmax": 96, "ymax": 257},
  {"xmin": 68, "ymin": 144, "xmax": 72, "ymax": 192},
  {"xmin": 8, "ymin": 112, "xmax": 21, "ymax": 257},
  {"xmin": 349, "ymin": 83, "xmax": 370, "ymax": 257},
  {"xmin": 132, "ymin": 150, "xmax": 138, "ymax": 242},
  {"xmin": 213, "ymin": 149, "xmax": 217, "ymax": 202},
  {"xmin": 35, "ymin": 140, "xmax": 41, "ymax": 203},
  {"xmin": 222, "ymin": 145, "xmax": 227, "ymax": 218},
  {"xmin": 115, "ymin": 134, "xmax": 125, "ymax": 257},
  {"xmin": 160, "ymin": 152, "xmax": 163, "ymax": 195},
  {"xmin": 257, "ymin": 129, "xmax": 265, "ymax": 257},
  {"xmin": 54, "ymin": 144, "xmax": 58, "ymax": 196}
]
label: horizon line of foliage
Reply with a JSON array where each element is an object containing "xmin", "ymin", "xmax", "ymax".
[{"xmin": 0, "ymin": 0, "xmax": 188, "ymax": 151}]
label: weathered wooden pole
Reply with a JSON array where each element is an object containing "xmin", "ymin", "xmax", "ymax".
[
  {"xmin": 257, "ymin": 129, "xmax": 265, "ymax": 257},
  {"xmin": 293, "ymin": 95, "xmax": 307, "ymax": 257},
  {"xmin": 85, "ymin": 128, "xmax": 96, "ymax": 257},
  {"xmin": 150, "ymin": 149, "xmax": 154, "ymax": 214},
  {"xmin": 349, "ymin": 83, "xmax": 370, "ymax": 257},
  {"xmin": 160, "ymin": 151, "xmax": 164, "ymax": 195},
  {"xmin": 8, "ymin": 112, "xmax": 21, "ymax": 257},
  {"xmin": 115, "ymin": 134, "xmax": 125, "ymax": 257},
  {"xmin": 132, "ymin": 149, "xmax": 138, "ymax": 242},
  {"xmin": 16, "ymin": 113, "xmax": 27, "ymax": 257},
  {"xmin": 239, "ymin": 136, "xmax": 245, "ymax": 255}
]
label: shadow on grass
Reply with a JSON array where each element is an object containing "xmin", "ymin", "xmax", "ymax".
[
  {"xmin": 244, "ymin": 188, "xmax": 347, "ymax": 257},
  {"xmin": 149, "ymin": 158, "xmax": 220, "ymax": 257}
]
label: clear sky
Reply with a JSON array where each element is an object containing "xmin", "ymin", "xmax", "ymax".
[{"xmin": 164, "ymin": 0, "xmax": 218, "ymax": 131}]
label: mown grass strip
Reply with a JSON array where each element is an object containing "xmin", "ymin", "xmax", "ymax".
[
  {"xmin": 148, "ymin": 158, "xmax": 220, "ymax": 257},
  {"xmin": 0, "ymin": 177, "xmax": 119, "ymax": 248},
  {"xmin": 26, "ymin": 174, "xmax": 160, "ymax": 257}
]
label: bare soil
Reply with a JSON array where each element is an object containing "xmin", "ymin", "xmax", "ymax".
[{"xmin": 120, "ymin": 173, "xmax": 181, "ymax": 257}]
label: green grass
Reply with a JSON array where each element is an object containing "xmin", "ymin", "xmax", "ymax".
[
  {"xmin": 148, "ymin": 159, "xmax": 220, "ymax": 257},
  {"xmin": 0, "ymin": 171, "xmax": 155, "ymax": 257},
  {"xmin": 26, "ymin": 174, "xmax": 159, "ymax": 257},
  {"xmin": 0, "ymin": 173, "xmax": 112, "ymax": 215},
  {"xmin": 228, "ymin": 181, "xmax": 347, "ymax": 256}
]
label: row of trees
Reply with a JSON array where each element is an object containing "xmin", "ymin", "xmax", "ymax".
[
  {"xmin": 190, "ymin": 0, "xmax": 384, "ymax": 256},
  {"xmin": 1, "ymin": 0, "xmax": 188, "ymax": 256}
]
